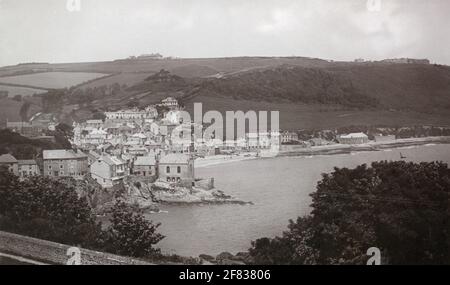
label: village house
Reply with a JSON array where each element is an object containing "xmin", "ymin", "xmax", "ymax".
[
  {"xmin": 0, "ymin": 154, "xmax": 19, "ymax": 175},
  {"xmin": 127, "ymin": 133, "xmax": 147, "ymax": 145},
  {"xmin": 90, "ymin": 155, "xmax": 129, "ymax": 188},
  {"xmin": 87, "ymin": 150, "xmax": 101, "ymax": 165},
  {"xmin": 160, "ymin": 97, "xmax": 179, "ymax": 109},
  {"xmin": 164, "ymin": 110, "xmax": 184, "ymax": 124},
  {"xmin": 125, "ymin": 145, "xmax": 149, "ymax": 157},
  {"xmin": 281, "ymin": 131, "xmax": 299, "ymax": 144},
  {"xmin": 246, "ymin": 133, "xmax": 259, "ymax": 149},
  {"xmin": 338, "ymin": 133, "xmax": 369, "ymax": 145},
  {"xmin": 18, "ymin": 160, "xmax": 40, "ymax": 178},
  {"xmin": 85, "ymin": 119, "xmax": 104, "ymax": 129},
  {"xmin": 43, "ymin": 150, "xmax": 89, "ymax": 179},
  {"xmin": 158, "ymin": 153, "xmax": 195, "ymax": 187},
  {"xmin": 133, "ymin": 155, "xmax": 157, "ymax": 177}
]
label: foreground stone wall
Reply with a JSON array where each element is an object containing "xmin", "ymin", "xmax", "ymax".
[{"xmin": 0, "ymin": 230, "xmax": 152, "ymax": 265}]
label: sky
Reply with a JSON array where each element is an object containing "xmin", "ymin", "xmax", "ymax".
[{"xmin": 0, "ymin": 0, "xmax": 449, "ymax": 67}]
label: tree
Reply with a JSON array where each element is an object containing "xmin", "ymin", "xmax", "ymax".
[
  {"xmin": 56, "ymin": 123, "xmax": 74, "ymax": 137},
  {"xmin": 248, "ymin": 161, "xmax": 450, "ymax": 265},
  {"xmin": 19, "ymin": 102, "xmax": 31, "ymax": 121},
  {"xmin": 0, "ymin": 168, "xmax": 164, "ymax": 259},
  {"xmin": 0, "ymin": 169, "xmax": 103, "ymax": 248},
  {"xmin": 41, "ymin": 90, "xmax": 64, "ymax": 112},
  {"xmin": 92, "ymin": 112, "xmax": 106, "ymax": 121},
  {"xmin": 103, "ymin": 200, "xmax": 164, "ymax": 258}
]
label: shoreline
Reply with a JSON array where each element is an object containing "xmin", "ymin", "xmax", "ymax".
[
  {"xmin": 195, "ymin": 136, "xmax": 450, "ymax": 168},
  {"xmin": 277, "ymin": 136, "xmax": 450, "ymax": 158}
]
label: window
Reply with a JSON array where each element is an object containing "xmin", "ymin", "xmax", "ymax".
[
  {"xmin": 167, "ymin": 177, "xmax": 171, "ymax": 182},
  {"xmin": 177, "ymin": 166, "xmax": 181, "ymax": 174},
  {"xmin": 48, "ymin": 165, "xmax": 52, "ymax": 170},
  {"xmin": 60, "ymin": 165, "xmax": 63, "ymax": 169},
  {"xmin": 166, "ymin": 166, "xmax": 170, "ymax": 173},
  {"xmin": 177, "ymin": 177, "xmax": 181, "ymax": 183}
]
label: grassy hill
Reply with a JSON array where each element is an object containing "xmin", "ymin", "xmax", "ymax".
[{"xmin": 2, "ymin": 57, "xmax": 450, "ymax": 130}]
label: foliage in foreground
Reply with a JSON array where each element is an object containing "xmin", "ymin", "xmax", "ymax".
[
  {"xmin": 249, "ymin": 161, "xmax": 450, "ymax": 265},
  {"xmin": 0, "ymin": 167, "xmax": 164, "ymax": 259}
]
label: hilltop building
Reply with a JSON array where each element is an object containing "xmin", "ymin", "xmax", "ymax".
[{"xmin": 160, "ymin": 97, "xmax": 179, "ymax": 108}]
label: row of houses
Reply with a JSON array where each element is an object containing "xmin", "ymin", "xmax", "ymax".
[
  {"xmin": 0, "ymin": 148, "xmax": 195, "ymax": 189},
  {"xmin": 0, "ymin": 154, "xmax": 40, "ymax": 178}
]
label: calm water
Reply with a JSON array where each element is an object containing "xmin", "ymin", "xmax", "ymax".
[{"xmin": 146, "ymin": 144, "xmax": 450, "ymax": 257}]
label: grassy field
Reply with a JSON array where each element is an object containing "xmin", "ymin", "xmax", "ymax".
[
  {"xmin": 0, "ymin": 85, "xmax": 47, "ymax": 97},
  {"xmin": 78, "ymin": 72, "xmax": 153, "ymax": 89},
  {"xmin": 0, "ymin": 72, "xmax": 108, "ymax": 89}
]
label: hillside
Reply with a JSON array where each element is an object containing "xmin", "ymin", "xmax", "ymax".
[{"xmin": 2, "ymin": 57, "xmax": 450, "ymax": 130}]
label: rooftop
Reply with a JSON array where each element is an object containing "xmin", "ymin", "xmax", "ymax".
[
  {"xmin": 0, "ymin": 154, "xmax": 18, "ymax": 164},
  {"xmin": 43, "ymin": 150, "xmax": 87, "ymax": 160},
  {"xmin": 159, "ymin": 153, "xmax": 191, "ymax": 164},
  {"xmin": 340, "ymin": 133, "xmax": 368, "ymax": 139},
  {"xmin": 18, "ymin": 160, "xmax": 37, "ymax": 165},
  {"xmin": 100, "ymin": 155, "xmax": 126, "ymax": 166},
  {"xmin": 134, "ymin": 156, "xmax": 156, "ymax": 166}
]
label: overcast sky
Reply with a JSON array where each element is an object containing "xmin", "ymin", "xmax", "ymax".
[{"xmin": 0, "ymin": 0, "xmax": 449, "ymax": 67}]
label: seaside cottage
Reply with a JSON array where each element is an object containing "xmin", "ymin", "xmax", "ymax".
[{"xmin": 158, "ymin": 153, "xmax": 195, "ymax": 187}]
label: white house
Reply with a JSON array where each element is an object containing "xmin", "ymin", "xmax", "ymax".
[
  {"xmin": 338, "ymin": 133, "xmax": 369, "ymax": 145},
  {"xmin": 90, "ymin": 155, "xmax": 129, "ymax": 188},
  {"xmin": 160, "ymin": 97, "xmax": 178, "ymax": 108}
]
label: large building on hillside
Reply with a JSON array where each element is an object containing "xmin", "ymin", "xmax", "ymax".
[
  {"xmin": 160, "ymin": 97, "xmax": 178, "ymax": 108},
  {"xmin": 43, "ymin": 150, "xmax": 89, "ymax": 179},
  {"xmin": 105, "ymin": 106, "xmax": 158, "ymax": 122}
]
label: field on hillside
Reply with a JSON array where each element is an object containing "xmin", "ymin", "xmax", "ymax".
[
  {"xmin": 184, "ymin": 96, "xmax": 450, "ymax": 130},
  {"xmin": 78, "ymin": 72, "xmax": 153, "ymax": 89},
  {"xmin": 0, "ymin": 85, "xmax": 47, "ymax": 97},
  {"xmin": 0, "ymin": 57, "xmax": 329, "ymax": 78},
  {"xmin": 0, "ymin": 72, "xmax": 108, "ymax": 89}
]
